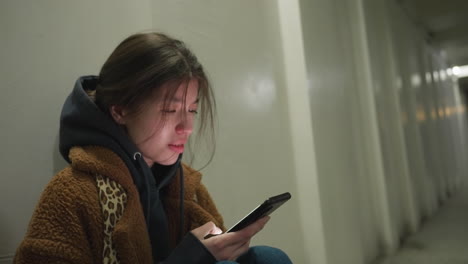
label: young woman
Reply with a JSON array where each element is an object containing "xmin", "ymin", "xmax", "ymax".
[{"xmin": 14, "ymin": 32, "xmax": 292, "ymax": 264}]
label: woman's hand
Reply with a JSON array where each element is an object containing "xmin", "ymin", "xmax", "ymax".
[{"xmin": 191, "ymin": 217, "xmax": 270, "ymax": 261}]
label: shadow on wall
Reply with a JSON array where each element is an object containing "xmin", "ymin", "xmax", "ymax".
[{"xmin": 53, "ymin": 133, "xmax": 68, "ymax": 174}]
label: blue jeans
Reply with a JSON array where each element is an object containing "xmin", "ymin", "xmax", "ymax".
[{"xmin": 216, "ymin": 246, "xmax": 292, "ymax": 264}]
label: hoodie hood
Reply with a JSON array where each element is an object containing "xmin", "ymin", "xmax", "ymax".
[{"xmin": 59, "ymin": 75, "xmax": 183, "ymax": 261}]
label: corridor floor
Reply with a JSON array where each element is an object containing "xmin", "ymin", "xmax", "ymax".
[{"xmin": 378, "ymin": 185, "xmax": 468, "ymax": 264}]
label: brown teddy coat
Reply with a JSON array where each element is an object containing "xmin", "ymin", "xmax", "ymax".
[{"xmin": 14, "ymin": 146, "xmax": 225, "ymax": 264}]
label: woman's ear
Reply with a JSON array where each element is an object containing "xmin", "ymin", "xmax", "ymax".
[{"xmin": 110, "ymin": 105, "xmax": 126, "ymax": 125}]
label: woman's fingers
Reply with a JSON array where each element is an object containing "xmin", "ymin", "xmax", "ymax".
[
  {"xmin": 211, "ymin": 216, "xmax": 270, "ymax": 246},
  {"xmin": 191, "ymin": 221, "xmax": 222, "ymax": 240},
  {"xmin": 192, "ymin": 217, "xmax": 271, "ymax": 261},
  {"xmin": 206, "ymin": 237, "xmax": 251, "ymax": 260},
  {"xmin": 233, "ymin": 216, "xmax": 270, "ymax": 240}
]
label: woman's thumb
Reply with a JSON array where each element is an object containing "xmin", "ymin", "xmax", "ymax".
[{"xmin": 191, "ymin": 221, "xmax": 222, "ymax": 239}]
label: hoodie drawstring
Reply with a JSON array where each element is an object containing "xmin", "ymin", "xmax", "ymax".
[{"xmin": 134, "ymin": 152, "xmax": 152, "ymax": 227}]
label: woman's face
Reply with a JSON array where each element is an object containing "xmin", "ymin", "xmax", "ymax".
[{"xmin": 117, "ymin": 79, "xmax": 199, "ymax": 166}]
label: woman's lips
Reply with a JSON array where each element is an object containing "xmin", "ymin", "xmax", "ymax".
[{"xmin": 168, "ymin": 144, "xmax": 184, "ymax": 153}]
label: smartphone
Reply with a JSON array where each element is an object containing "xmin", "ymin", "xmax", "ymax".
[
  {"xmin": 205, "ymin": 192, "xmax": 291, "ymax": 239},
  {"xmin": 226, "ymin": 192, "xmax": 291, "ymax": 232}
]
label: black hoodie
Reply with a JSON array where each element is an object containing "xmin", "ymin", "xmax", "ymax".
[{"xmin": 59, "ymin": 76, "xmax": 216, "ymax": 263}]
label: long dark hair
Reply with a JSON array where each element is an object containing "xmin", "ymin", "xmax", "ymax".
[{"xmin": 94, "ymin": 32, "xmax": 216, "ymax": 168}]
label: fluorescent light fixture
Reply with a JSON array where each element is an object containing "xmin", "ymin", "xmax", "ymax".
[
  {"xmin": 452, "ymin": 65, "xmax": 468, "ymax": 77},
  {"xmin": 447, "ymin": 68, "xmax": 453, "ymax": 76},
  {"xmin": 425, "ymin": 72, "xmax": 432, "ymax": 83},
  {"xmin": 411, "ymin": 74, "xmax": 421, "ymax": 87},
  {"xmin": 433, "ymin": 71, "xmax": 440, "ymax": 81},
  {"xmin": 440, "ymin": 70, "xmax": 446, "ymax": 81}
]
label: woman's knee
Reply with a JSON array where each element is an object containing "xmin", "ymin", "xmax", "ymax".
[{"xmin": 238, "ymin": 246, "xmax": 292, "ymax": 264}]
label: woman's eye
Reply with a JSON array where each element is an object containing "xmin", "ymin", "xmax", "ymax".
[
  {"xmin": 189, "ymin": 109, "xmax": 198, "ymax": 114},
  {"xmin": 162, "ymin": 109, "xmax": 176, "ymax": 113}
]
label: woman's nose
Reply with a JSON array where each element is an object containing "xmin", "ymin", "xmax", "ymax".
[{"xmin": 175, "ymin": 114, "xmax": 194, "ymax": 135}]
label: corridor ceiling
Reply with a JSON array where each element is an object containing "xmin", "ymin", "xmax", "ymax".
[{"xmin": 396, "ymin": 0, "xmax": 468, "ymax": 66}]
